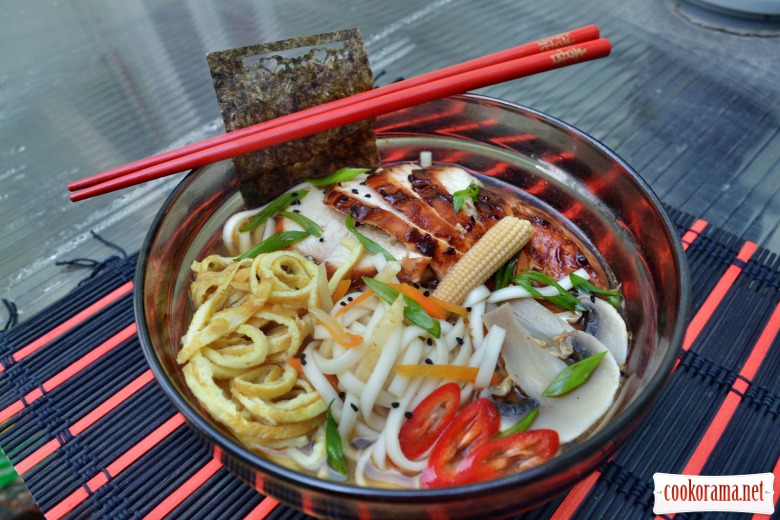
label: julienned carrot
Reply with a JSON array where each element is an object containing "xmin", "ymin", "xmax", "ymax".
[
  {"xmin": 286, "ymin": 358, "xmax": 340, "ymax": 389},
  {"xmin": 334, "ymin": 289, "xmax": 375, "ymax": 317},
  {"xmin": 428, "ymin": 295, "xmax": 469, "ymax": 319},
  {"xmin": 332, "ymin": 279, "xmax": 351, "ymax": 304},
  {"xmin": 310, "ymin": 308, "xmax": 363, "ymax": 348},
  {"xmin": 389, "ymin": 283, "xmax": 446, "ymax": 319},
  {"xmin": 286, "ymin": 358, "xmax": 303, "ymax": 373},
  {"xmin": 394, "ymin": 364, "xmax": 499, "ymax": 385}
]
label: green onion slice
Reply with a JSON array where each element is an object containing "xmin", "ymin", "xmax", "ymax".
[
  {"xmin": 362, "ymin": 277, "xmax": 441, "ymax": 338},
  {"xmin": 543, "ymin": 351, "xmax": 607, "ymax": 397},
  {"xmin": 345, "ymin": 215, "xmax": 396, "ymax": 262},
  {"xmin": 240, "ymin": 189, "xmax": 309, "ymax": 233},
  {"xmin": 278, "ymin": 211, "xmax": 323, "ymax": 238},
  {"xmin": 307, "ymin": 167, "xmax": 371, "ymax": 187},
  {"xmin": 494, "ymin": 252, "xmax": 520, "ymax": 291},
  {"xmin": 570, "ymin": 273, "xmax": 623, "ymax": 308},
  {"xmin": 234, "ymin": 231, "xmax": 309, "ymax": 261},
  {"xmin": 512, "ymin": 270, "xmax": 587, "ymax": 312},
  {"xmin": 326, "ymin": 401, "xmax": 348, "ymax": 476},
  {"xmin": 452, "ymin": 182, "xmax": 479, "ymax": 213},
  {"xmin": 496, "ymin": 408, "xmax": 539, "ymax": 439}
]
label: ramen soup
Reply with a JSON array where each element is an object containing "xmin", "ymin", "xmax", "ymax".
[{"xmin": 178, "ymin": 154, "xmax": 629, "ymax": 489}]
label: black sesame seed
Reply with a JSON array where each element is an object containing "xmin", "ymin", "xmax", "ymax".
[
  {"xmin": 319, "ymin": 237, "xmax": 324, "ymax": 242},
  {"xmin": 391, "ymin": 402, "xmax": 400, "ymax": 408},
  {"xmin": 444, "ymin": 247, "xmax": 455, "ymax": 254},
  {"xmin": 292, "ymin": 209, "xmax": 301, "ymax": 213},
  {"xmin": 423, "ymin": 290, "xmax": 430, "ymax": 297},
  {"xmin": 365, "ymin": 193, "xmax": 371, "ymax": 198},
  {"xmin": 351, "ymin": 188, "xmax": 359, "ymax": 194},
  {"xmin": 338, "ymin": 182, "xmax": 343, "ymax": 186},
  {"xmin": 340, "ymin": 301, "xmax": 347, "ymax": 306},
  {"xmin": 351, "ymin": 403, "xmax": 359, "ymax": 412},
  {"xmin": 347, "ymin": 297, "xmax": 354, "ymax": 302},
  {"xmin": 339, "ymin": 391, "xmax": 346, "ymax": 399},
  {"xmin": 456, "ymin": 337, "xmax": 464, "ymax": 345},
  {"xmin": 300, "ymin": 358, "xmax": 307, "ymax": 366},
  {"xmin": 379, "ymin": 189, "xmax": 387, "ymax": 196},
  {"xmin": 301, "ymin": 353, "xmax": 306, "ymax": 361},
  {"xmin": 426, "ymin": 338, "xmax": 433, "ymax": 346},
  {"xmin": 590, "ymin": 294, "xmax": 596, "ymax": 302},
  {"xmin": 405, "ymin": 411, "xmax": 413, "ymax": 419},
  {"xmin": 425, "ymin": 358, "xmax": 433, "ymax": 365},
  {"xmin": 466, "ymin": 307, "xmax": 472, "ymax": 312},
  {"xmin": 359, "ymin": 181, "xmax": 366, "ymax": 186},
  {"xmin": 470, "ymin": 215, "xmax": 476, "ymax": 223}
]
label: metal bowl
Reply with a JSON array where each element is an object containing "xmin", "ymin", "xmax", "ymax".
[{"xmin": 135, "ymin": 94, "xmax": 690, "ymax": 519}]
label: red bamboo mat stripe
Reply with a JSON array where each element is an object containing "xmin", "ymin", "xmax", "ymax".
[
  {"xmin": 142, "ymin": 457, "xmax": 224, "ymax": 520},
  {"xmin": 0, "ymin": 323, "xmax": 136, "ymax": 425},
  {"xmin": 0, "ymin": 281, "xmax": 134, "ymax": 373},
  {"xmin": 680, "ymin": 219, "xmax": 707, "ymax": 251},
  {"xmin": 44, "ymin": 413, "xmax": 186, "ymax": 519},
  {"xmin": 682, "ymin": 241, "xmax": 757, "ymax": 352},
  {"xmin": 15, "ymin": 370, "xmax": 154, "ymax": 475},
  {"xmin": 244, "ymin": 497, "xmax": 280, "ymax": 520}
]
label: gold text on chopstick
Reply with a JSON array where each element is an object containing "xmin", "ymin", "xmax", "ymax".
[
  {"xmin": 536, "ymin": 32, "xmax": 574, "ymax": 51},
  {"xmin": 550, "ymin": 47, "xmax": 587, "ymax": 64}
]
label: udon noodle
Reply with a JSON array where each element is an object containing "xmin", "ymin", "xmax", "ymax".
[{"xmin": 178, "ymin": 157, "xmax": 629, "ymax": 489}]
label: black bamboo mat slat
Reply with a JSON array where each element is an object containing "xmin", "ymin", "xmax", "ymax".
[{"xmin": 1, "ymin": 209, "xmax": 779, "ymax": 519}]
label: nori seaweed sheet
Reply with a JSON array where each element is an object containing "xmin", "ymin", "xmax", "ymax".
[{"xmin": 207, "ymin": 28, "xmax": 380, "ymax": 208}]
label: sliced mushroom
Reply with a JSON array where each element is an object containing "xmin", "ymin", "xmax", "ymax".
[
  {"xmin": 508, "ymin": 298, "xmax": 575, "ymax": 359},
  {"xmin": 578, "ymin": 295, "xmax": 628, "ymax": 366},
  {"xmin": 484, "ymin": 304, "xmax": 620, "ymax": 443},
  {"xmin": 508, "ymin": 298, "xmax": 574, "ymax": 342}
]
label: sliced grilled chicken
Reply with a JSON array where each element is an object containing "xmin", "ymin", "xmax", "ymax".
[
  {"xmin": 311, "ymin": 162, "xmax": 602, "ymax": 285},
  {"xmin": 365, "ymin": 165, "xmax": 474, "ymax": 253},
  {"xmin": 400, "ymin": 164, "xmax": 601, "ymax": 283},
  {"xmin": 323, "ymin": 180, "xmax": 461, "ymax": 278},
  {"xmin": 277, "ymin": 188, "xmax": 430, "ymax": 282}
]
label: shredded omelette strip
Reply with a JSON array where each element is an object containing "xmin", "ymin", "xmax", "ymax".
[{"xmin": 179, "ymin": 250, "xmax": 326, "ymax": 449}]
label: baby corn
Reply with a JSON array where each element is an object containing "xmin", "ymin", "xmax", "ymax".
[{"xmin": 433, "ymin": 217, "xmax": 533, "ymax": 305}]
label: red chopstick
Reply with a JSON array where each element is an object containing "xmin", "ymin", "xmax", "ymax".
[
  {"xmin": 68, "ymin": 25, "xmax": 598, "ymax": 193},
  {"xmin": 68, "ymin": 26, "xmax": 599, "ymax": 195},
  {"xmin": 70, "ymin": 35, "xmax": 611, "ymax": 202}
]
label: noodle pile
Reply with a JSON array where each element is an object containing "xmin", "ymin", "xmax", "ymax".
[
  {"xmin": 302, "ymin": 258, "xmax": 490, "ymax": 485},
  {"xmin": 178, "ymin": 250, "xmax": 326, "ymax": 450}
]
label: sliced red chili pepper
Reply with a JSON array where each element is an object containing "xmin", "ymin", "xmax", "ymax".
[
  {"xmin": 399, "ymin": 383, "xmax": 461, "ymax": 461},
  {"xmin": 420, "ymin": 398, "xmax": 500, "ymax": 489},
  {"xmin": 454, "ymin": 429, "xmax": 560, "ymax": 485}
]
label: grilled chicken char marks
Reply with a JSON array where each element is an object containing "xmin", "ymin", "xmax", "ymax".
[
  {"xmin": 323, "ymin": 187, "xmax": 462, "ymax": 278},
  {"xmin": 519, "ymin": 214, "xmax": 596, "ymax": 282},
  {"xmin": 324, "ymin": 163, "xmax": 603, "ymax": 285},
  {"xmin": 276, "ymin": 187, "xmax": 431, "ymax": 282},
  {"xmin": 365, "ymin": 169, "xmax": 473, "ymax": 253},
  {"xmin": 473, "ymin": 187, "xmax": 524, "ymax": 226},
  {"xmin": 407, "ymin": 166, "xmax": 488, "ymax": 243}
]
